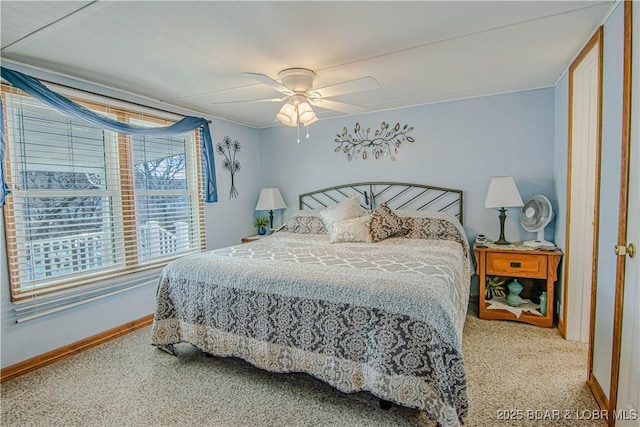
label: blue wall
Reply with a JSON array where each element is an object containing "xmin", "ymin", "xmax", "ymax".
[{"xmin": 259, "ymin": 88, "xmax": 557, "ymax": 245}]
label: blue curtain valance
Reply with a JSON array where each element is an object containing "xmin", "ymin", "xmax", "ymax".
[{"xmin": 0, "ymin": 66, "xmax": 217, "ymax": 205}]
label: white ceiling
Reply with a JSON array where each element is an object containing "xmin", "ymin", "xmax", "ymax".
[{"xmin": 1, "ymin": 1, "xmax": 613, "ymax": 128}]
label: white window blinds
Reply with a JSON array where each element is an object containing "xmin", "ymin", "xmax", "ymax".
[{"xmin": 2, "ymin": 88, "xmax": 204, "ymax": 301}]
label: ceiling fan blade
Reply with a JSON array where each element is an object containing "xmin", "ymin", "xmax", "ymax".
[
  {"xmin": 211, "ymin": 97, "xmax": 286, "ymax": 105},
  {"xmin": 312, "ymin": 77, "xmax": 379, "ymax": 98},
  {"xmin": 243, "ymin": 72, "xmax": 293, "ymax": 95},
  {"xmin": 310, "ymin": 98, "xmax": 366, "ymax": 114}
]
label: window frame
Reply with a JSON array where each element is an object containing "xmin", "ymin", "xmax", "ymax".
[{"xmin": 1, "ymin": 84, "xmax": 206, "ymax": 302}]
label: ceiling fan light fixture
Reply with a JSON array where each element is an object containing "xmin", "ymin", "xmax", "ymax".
[
  {"xmin": 276, "ymin": 102, "xmax": 297, "ymax": 126},
  {"xmin": 242, "ymin": 68, "xmax": 380, "ymax": 132}
]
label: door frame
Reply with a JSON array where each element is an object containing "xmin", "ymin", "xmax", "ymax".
[
  {"xmin": 616, "ymin": 1, "xmax": 639, "ymax": 423},
  {"xmin": 580, "ymin": 2, "xmax": 634, "ymax": 422},
  {"xmin": 605, "ymin": 2, "xmax": 634, "ymax": 424}
]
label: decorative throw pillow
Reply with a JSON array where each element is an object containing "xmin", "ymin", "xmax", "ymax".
[
  {"xmin": 320, "ymin": 195, "xmax": 363, "ymax": 233},
  {"xmin": 370, "ymin": 203, "xmax": 407, "ymax": 242},
  {"xmin": 279, "ymin": 211, "xmax": 328, "ymax": 234},
  {"xmin": 402, "ymin": 216, "xmax": 465, "ymax": 245},
  {"xmin": 394, "ymin": 210, "xmax": 469, "ymax": 257},
  {"xmin": 329, "ymin": 215, "xmax": 373, "ymax": 243}
]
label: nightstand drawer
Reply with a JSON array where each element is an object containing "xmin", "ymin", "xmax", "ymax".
[{"xmin": 486, "ymin": 252, "xmax": 547, "ymax": 279}]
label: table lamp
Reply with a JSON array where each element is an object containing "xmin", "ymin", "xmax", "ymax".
[
  {"xmin": 484, "ymin": 176, "xmax": 523, "ymax": 245},
  {"xmin": 255, "ymin": 188, "xmax": 287, "ymax": 230}
]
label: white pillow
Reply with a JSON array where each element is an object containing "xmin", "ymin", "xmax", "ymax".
[
  {"xmin": 320, "ymin": 195, "xmax": 363, "ymax": 232},
  {"xmin": 329, "ymin": 215, "xmax": 373, "ymax": 243}
]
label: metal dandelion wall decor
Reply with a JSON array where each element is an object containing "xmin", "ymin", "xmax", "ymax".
[
  {"xmin": 334, "ymin": 121, "xmax": 415, "ymax": 161},
  {"xmin": 216, "ymin": 136, "xmax": 241, "ymax": 199}
]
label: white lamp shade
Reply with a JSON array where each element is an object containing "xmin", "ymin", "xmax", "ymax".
[
  {"xmin": 303, "ymin": 114, "xmax": 319, "ymax": 126},
  {"xmin": 276, "ymin": 103, "xmax": 297, "ymax": 127},
  {"xmin": 297, "ymin": 102, "xmax": 316, "ymax": 124},
  {"xmin": 484, "ymin": 176, "xmax": 524, "ymax": 208},
  {"xmin": 255, "ymin": 188, "xmax": 287, "ymax": 211}
]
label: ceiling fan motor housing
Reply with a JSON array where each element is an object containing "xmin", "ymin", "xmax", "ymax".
[{"xmin": 278, "ymin": 68, "xmax": 316, "ymax": 93}]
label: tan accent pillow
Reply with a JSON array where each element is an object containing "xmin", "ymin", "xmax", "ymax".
[
  {"xmin": 370, "ymin": 203, "xmax": 406, "ymax": 242},
  {"xmin": 329, "ymin": 215, "xmax": 373, "ymax": 243}
]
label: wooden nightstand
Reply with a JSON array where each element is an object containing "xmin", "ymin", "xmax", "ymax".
[
  {"xmin": 474, "ymin": 244, "xmax": 562, "ymax": 327},
  {"xmin": 241, "ymin": 235, "xmax": 267, "ymax": 244}
]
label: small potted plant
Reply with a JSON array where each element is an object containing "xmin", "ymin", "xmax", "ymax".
[
  {"xmin": 485, "ymin": 276, "xmax": 506, "ymax": 300},
  {"xmin": 254, "ymin": 217, "xmax": 270, "ymax": 235}
]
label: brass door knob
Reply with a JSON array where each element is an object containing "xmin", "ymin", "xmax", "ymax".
[{"xmin": 614, "ymin": 243, "xmax": 636, "ymax": 258}]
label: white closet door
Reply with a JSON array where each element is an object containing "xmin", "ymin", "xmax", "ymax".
[{"xmin": 566, "ymin": 36, "xmax": 601, "ymax": 343}]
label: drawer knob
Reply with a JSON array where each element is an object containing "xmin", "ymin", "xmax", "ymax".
[{"xmin": 510, "ymin": 261, "xmax": 521, "ymax": 268}]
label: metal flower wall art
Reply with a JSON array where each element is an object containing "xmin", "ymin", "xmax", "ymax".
[
  {"xmin": 216, "ymin": 136, "xmax": 241, "ymax": 199},
  {"xmin": 334, "ymin": 121, "xmax": 415, "ymax": 161}
]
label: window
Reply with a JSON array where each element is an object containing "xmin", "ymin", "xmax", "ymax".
[{"xmin": 2, "ymin": 86, "xmax": 204, "ymax": 300}]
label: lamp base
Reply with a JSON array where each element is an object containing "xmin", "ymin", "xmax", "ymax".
[
  {"xmin": 494, "ymin": 207, "xmax": 511, "ymax": 245},
  {"xmin": 494, "ymin": 237, "xmax": 511, "ymax": 245}
]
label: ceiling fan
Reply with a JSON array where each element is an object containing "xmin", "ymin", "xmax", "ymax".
[{"xmin": 214, "ymin": 68, "xmax": 379, "ymax": 136}]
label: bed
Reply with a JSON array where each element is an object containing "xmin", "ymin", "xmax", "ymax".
[{"xmin": 151, "ymin": 182, "xmax": 470, "ymax": 426}]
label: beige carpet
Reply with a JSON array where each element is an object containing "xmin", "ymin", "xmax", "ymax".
[{"xmin": 1, "ymin": 305, "xmax": 604, "ymax": 426}]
